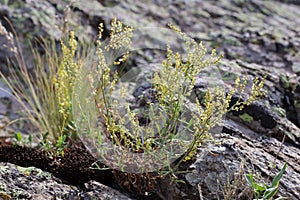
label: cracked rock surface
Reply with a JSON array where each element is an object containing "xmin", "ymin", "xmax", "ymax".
[
  {"xmin": 0, "ymin": 162, "xmax": 132, "ymax": 200},
  {"xmin": 0, "ymin": 0, "xmax": 300, "ymax": 199}
]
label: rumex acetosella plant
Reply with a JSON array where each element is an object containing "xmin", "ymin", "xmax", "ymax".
[
  {"xmin": 0, "ymin": 21, "xmax": 82, "ymax": 154},
  {"xmin": 0, "ymin": 18, "xmax": 265, "ymax": 174},
  {"xmin": 72, "ymin": 19, "xmax": 266, "ymax": 174}
]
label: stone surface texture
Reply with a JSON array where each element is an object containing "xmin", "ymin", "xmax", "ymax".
[{"xmin": 0, "ymin": 0, "xmax": 299, "ymax": 199}]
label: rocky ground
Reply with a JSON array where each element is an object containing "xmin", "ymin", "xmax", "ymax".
[
  {"xmin": 0, "ymin": 162, "xmax": 132, "ymax": 200},
  {"xmin": 0, "ymin": 0, "xmax": 300, "ymax": 199}
]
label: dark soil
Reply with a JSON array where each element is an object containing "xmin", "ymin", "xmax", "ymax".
[
  {"xmin": 0, "ymin": 137, "xmax": 113, "ymax": 185},
  {"xmin": 0, "ymin": 137, "xmax": 171, "ymax": 199}
]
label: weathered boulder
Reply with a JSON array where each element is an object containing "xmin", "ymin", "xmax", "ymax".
[{"xmin": 0, "ymin": 0, "xmax": 299, "ymax": 199}]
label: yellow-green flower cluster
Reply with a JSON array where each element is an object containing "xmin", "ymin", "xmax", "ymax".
[
  {"xmin": 74, "ymin": 20, "xmax": 266, "ymax": 173},
  {"xmin": 105, "ymin": 18, "xmax": 133, "ymax": 51},
  {"xmin": 54, "ymin": 31, "xmax": 81, "ymax": 121}
]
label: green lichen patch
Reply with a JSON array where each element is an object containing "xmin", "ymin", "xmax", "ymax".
[
  {"xmin": 292, "ymin": 63, "xmax": 300, "ymax": 74},
  {"xmin": 0, "ymin": 166, "xmax": 9, "ymax": 174},
  {"xmin": 239, "ymin": 113, "xmax": 254, "ymax": 123},
  {"xmin": 17, "ymin": 166, "xmax": 51, "ymax": 180},
  {"xmin": 295, "ymin": 101, "xmax": 300, "ymax": 109},
  {"xmin": 280, "ymin": 74, "xmax": 298, "ymax": 91},
  {"xmin": 280, "ymin": 75, "xmax": 290, "ymax": 89},
  {"xmin": 272, "ymin": 106, "xmax": 287, "ymax": 117},
  {"xmin": 221, "ymin": 70, "xmax": 237, "ymax": 82}
]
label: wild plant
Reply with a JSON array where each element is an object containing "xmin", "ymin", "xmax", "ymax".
[
  {"xmin": 1, "ymin": 17, "xmax": 266, "ymax": 176},
  {"xmin": 72, "ymin": 19, "xmax": 266, "ymax": 174},
  {"xmin": 0, "ymin": 20, "xmax": 83, "ymax": 153},
  {"xmin": 245, "ymin": 163, "xmax": 287, "ymax": 200}
]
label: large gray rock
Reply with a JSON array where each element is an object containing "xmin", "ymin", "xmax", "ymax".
[{"xmin": 0, "ymin": 0, "xmax": 300, "ymax": 199}]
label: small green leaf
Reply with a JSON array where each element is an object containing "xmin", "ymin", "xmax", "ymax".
[
  {"xmin": 28, "ymin": 134, "xmax": 32, "ymax": 143},
  {"xmin": 245, "ymin": 173, "xmax": 255, "ymax": 188},
  {"xmin": 253, "ymin": 182, "xmax": 266, "ymax": 193},
  {"xmin": 263, "ymin": 187, "xmax": 278, "ymax": 199},
  {"xmin": 271, "ymin": 163, "xmax": 287, "ymax": 188},
  {"xmin": 14, "ymin": 132, "xmax": 22, "ymax": 142}
]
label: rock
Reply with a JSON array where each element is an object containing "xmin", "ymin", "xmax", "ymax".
[
  {"xmin": 0, "ymin": 5, "xmax": 15, "ymax": 76},
  {"xmin": 0, "ymin": 0, "xmax": 300, "ymax": 199},
  {"xmin": 84, "ymin": 180, "xmax": 133, "ymax": 200},
  {"xmin": 0, "ymin": 162, "xmax": 77, "ymax": 199},
  {"xmin": 185, "ymin": 144, "xmax": 252, "ymax": 200},
  {"xmin": 0, "ymin": 102, "xmax": 7, "ymax": 115},
  {"xmin": 294, "ymin": 78, "xmax": 300, "ymax": 125},
  {"xmin": 0, "ymin": 79, "xmax": 12, "ymax": 99},
  {"xmin": 0, "ymin": 162, "xmax": 132, "ymax": 200}
]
